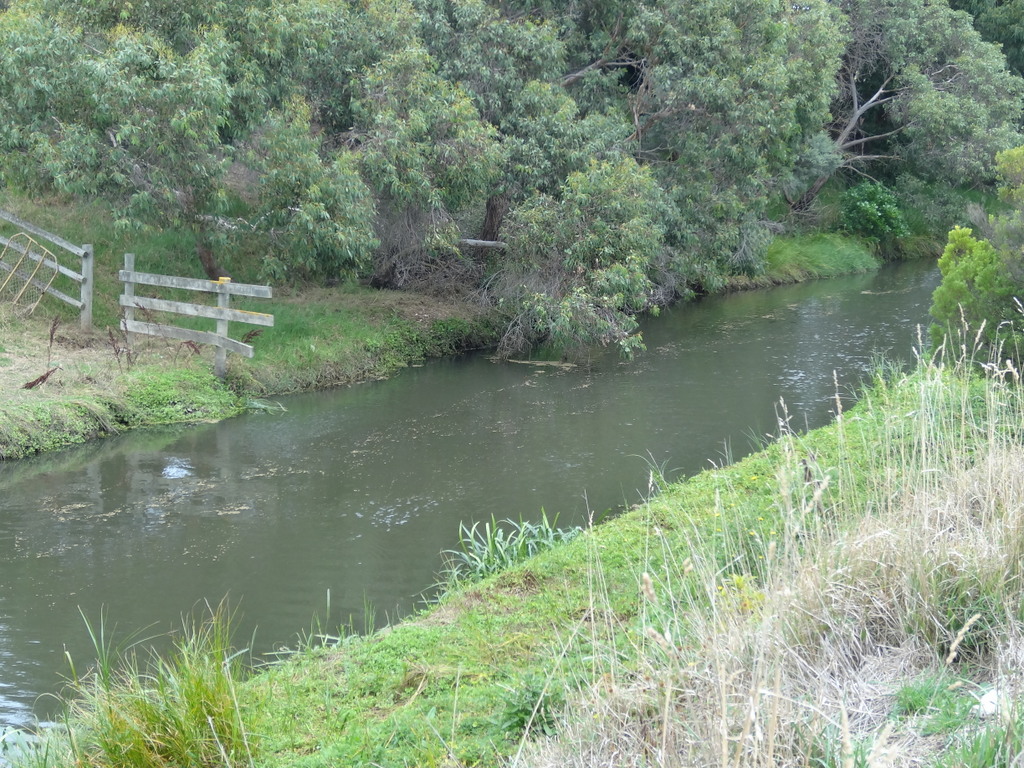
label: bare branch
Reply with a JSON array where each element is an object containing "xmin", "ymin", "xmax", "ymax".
[{"xmin": 839, "ymin": 125, "xmax": 907, "ymax": 151}]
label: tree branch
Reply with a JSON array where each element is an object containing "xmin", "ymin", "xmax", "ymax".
[
  {"xmin": 839, "ymin": 125, "xmax": 907, "ymax": 151},
  {"xmin": 835, "ymin": 72, "xmax": 899, "ymax": 147}
]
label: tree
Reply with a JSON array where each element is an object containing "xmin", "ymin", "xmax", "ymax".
[
  {"xmin": 790, "ymin": 0, "xmax": 1024, "ymax": 212},
  {"xmin": 949, "ymin": 0, "xmax": 1024, "ymax": 78},
  {"xmin": 555, "ymin": 0, "xmax": 844, "ymax": 277},
  {"xmin": 413, "ymin": 0, "xmax": 629, "ymax": 246},
  {"xmin": 245, "ymin": 99, "xmax": 378, "ymax": 284},
  {"xmin": 0, "ymin": 10, "xmax": 236, "ymax": 277},
  {"xmin": 495, "ymin": 158, "xmax": 672, "ymax": 356},
  {"xmin": 930, "ymin": 147, "xmax": 1024, "ymax": 357},
  {"xmin": 354, "ymin": 46, "xmax": 503, "ymax": 288}
]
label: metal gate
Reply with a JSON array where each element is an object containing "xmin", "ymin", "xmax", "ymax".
[{"xmin": 0, "ymin": 232, "xmax": 58, "ymax": 316}]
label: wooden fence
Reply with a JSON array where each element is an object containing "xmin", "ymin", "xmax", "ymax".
[
  {"xmin": 0, "ymin": 208, "xmax": 94, "ymax": 328},
  {"xmin": 119, "ymin": 253, "xmax": 274, "ymax": 377}
]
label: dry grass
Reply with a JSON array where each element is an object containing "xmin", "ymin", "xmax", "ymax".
[
  {"xmin": 517, "ymin": 349, "xmax": 1024, "ymax": 768},
  {"xmin": 0, "ymin": 305, "xmax": 202, "ymax": 401}
]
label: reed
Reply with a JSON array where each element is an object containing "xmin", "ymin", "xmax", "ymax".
[
  {"xmin": 23, "ymin": 604, "xmax": 255, "ymax": 768},
  {"xmin": 439, "ymin": 510, "xmax": 584, "ymax": 591}
]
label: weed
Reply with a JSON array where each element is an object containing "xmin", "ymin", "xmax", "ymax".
[
  {"xmin": 439, "ymin": 510, "xmax": 583, "ymax": 591},
  {"xmin": 495, "ymin": 672, "xmax": 564, "ymax": 738},
  {"xmin": 935, "ymin": 704, "xmax": 1024, "ymax": 768},
  {"xmin": 39, "ymin": 603, "xmax": 256, "ymax": 768},
  {"xmin": 105, "ymin": 324, "xmax": 135, "ymax": 373}
]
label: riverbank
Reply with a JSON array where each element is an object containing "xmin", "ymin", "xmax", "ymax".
[
  {"xmin": 11, "ymin": 350, "xmax": 1022, "ymax": 767},
  {"xmin": 244, "ymin": 352, "xmax": 1024, "ymax": 767},
  {"xmin": 0, "ymin": 201, "xmax": 894, "ymax": 460},
  {"xmin": 0, "ymin": 291, "xmax": 498, "ymax": 459}
]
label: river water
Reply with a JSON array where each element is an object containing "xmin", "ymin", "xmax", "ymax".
[{"xmin": 0, "ymin": 259, "xmax": 940, "ymax": 728}]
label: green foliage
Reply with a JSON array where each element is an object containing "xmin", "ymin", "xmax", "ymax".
[
  {"xmin": 791, "ymin": 0, "xmax": 1024, "ymax": 210},
  {"xmin": 930, "ymin": 227, "xmax": 1023, "ymax": 353},
  {"xmin": 764, "ymin": 234, "xmax": 878, "ymax": 281},
  {"xmin": 499, "ymin": 157, "xmax": 671, "ymax": 356},
  {"xmin": 357, "ymin": 47, "xmax": 501, "ymax": 213},
  {"xmin": 440, "ymin": 511, "xmax": 583, "ymax": 589},
  {"xmin": 56, "ymin": 606, "xmax": 255, "ymax": 768},
  {"xmin": 645, "ymin": 0, "xmax": 843, "ymax": 274},
  {"xmin": 122, "ymin": 368, "xmax": 239, "ymax": 425},
  {"xmin": 247, "ymin": 99, "xmax": 378, "ymax": 283},
  {"xmin": 929, "ymin": 147, "xmax": 1024, "ymax": 356},
  {"xmin": 840, "ymin": 183, "xmax": 910, "ymax": 243},
  {"xmin": 950, "ymin": 0, "xmax": 1024, "ymax": 78},
  {"xmin": 0, "ymin": 9, "xmax": 236, "ymax": 273}
]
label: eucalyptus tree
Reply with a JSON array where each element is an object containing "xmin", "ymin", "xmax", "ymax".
[
  {"xmin": 498, "ymin": 157, "xmax": 673, "ymax": 356},
  {"xmin": 352, "ymin": 45, "xmax": 505, "ymax": 288},
  {"xmin": 949, "ymin": 0, "xmax": 1024, "ymax": 77},
  {"xmin": 789, "ymin": 0, "xmax": 1024, "ymax": 212},
  {"xmin": 245, "ymin": 99, "xmax": 379, "ymax": 284},
  {"xmin": 614, "ymin": 0, "xmax": 843, "ymax": 277},
  {"xmin": 0, "ymin": 7, "xmax": 237, "ymax": 277},
  {"xmin": 0, "ymin": 0, "xmax": 393, "ymax": 281}
]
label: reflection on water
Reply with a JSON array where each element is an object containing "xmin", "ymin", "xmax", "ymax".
[{"xmin": 0, "ymin": 259, "xmax": 940, "ymax": 728}]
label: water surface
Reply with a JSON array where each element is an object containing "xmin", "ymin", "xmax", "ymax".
[{"xmin": 0, "ymin": 259, "xmax": 940, "ymax": 727}]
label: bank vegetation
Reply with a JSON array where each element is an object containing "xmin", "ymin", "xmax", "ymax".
[
  {"xmin": 2, "ymin": 0, "xmax": 1021, "ymax": 359},
  {"xmin": 5, "ymin": 333, "xmax": 1024, "ymax": 768}
]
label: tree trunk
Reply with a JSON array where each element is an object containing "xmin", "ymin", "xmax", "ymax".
[
  {"xmin": 480, "ymin": 194, "xmax": 509, "ymax": 243},
  {"xmin": 195, "ymin": 237, "xmax": 230, "ymax": 280},
  {"xmin": 788, "ymin": 173, "xmax": 832, "ymax": 214}
]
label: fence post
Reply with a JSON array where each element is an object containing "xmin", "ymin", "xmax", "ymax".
[
  {"xmin": 215, "ymin": 277, "xmax": 231, "ymax": 378},
  {"xmin": 123, "ymin": 253, "xmax": 136, "ymax": 348},
  {"xmin": 81, "ymin": 244, "xmax": 94, "ymax": 330}
]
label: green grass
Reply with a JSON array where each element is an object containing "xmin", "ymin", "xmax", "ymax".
[
  {"xmin": 12, "ymin": 344, "xmax": 1024, "ymax": 767},
  {"xmin": 894, "ymin": 675, "xmax": 976, "ymax": 736},
  {"xmin": 723, "ymin": 232, "xmax": 879, "ymax": 291},
  {"xmin": 11, "ymin": 606, "xmax": 254, "ymax": 768},
  {"xmin": 765, "ymin": 233, "xmax": 879, "ymax": 280}
]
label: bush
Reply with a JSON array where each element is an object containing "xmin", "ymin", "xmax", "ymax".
[
  {"xmin": 929, "ymin": 226, "xmax": 1024, "ymax": 356},
  {"xmin": 840, "ymin": 182, "xmax": 910, "ymax": 242}
]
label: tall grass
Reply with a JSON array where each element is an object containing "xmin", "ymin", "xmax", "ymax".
[
  {"xmin": 764, "ymin": 233, "xmax": 879, "ymax": 281},
  {"xmin": 517, "ymin": 338, "xmax": 1024, "ymax": 767},
  {"xmin": 16, "ymin": 605, "xmax": 255, "ymax": 768}
]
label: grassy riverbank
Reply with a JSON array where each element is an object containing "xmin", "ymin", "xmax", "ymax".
[{"xmin": 10, "ymin": 345, "xmax": 1023, "ymax": 768}]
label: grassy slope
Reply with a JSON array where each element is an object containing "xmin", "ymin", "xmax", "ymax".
[
  {"xmin": 238, "ymin": 358, "xmax": 986, "ymax": 767},
  {"xmin": 229, "ymin": 351, "xmax": 1024, "ymax": 768}
]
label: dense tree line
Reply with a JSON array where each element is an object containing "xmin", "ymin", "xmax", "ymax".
[{"xmin": 0, "ymin": 0, "xmax": 1021, "ymax": 354}]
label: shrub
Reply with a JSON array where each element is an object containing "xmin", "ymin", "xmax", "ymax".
[
  {"xmin": 929, "ymin": 226, "xmax": 1024, "ymax": 356},
  {"xmin": 840, "ymin": 182, "xmax": 910, "ymax": 243}
]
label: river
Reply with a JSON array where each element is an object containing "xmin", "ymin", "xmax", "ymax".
[{"xmin": 0, "ymin": 258, "xmax": 940, "ymax": 728}]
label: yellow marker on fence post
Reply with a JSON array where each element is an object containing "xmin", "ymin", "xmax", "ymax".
[{"xmin": 215, "ymin": 276, "xmax": 231, "ymax": 379}]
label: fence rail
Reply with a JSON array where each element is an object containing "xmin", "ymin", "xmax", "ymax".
[
  {"xmin": 0, "ymin": 208, "xmax": 93, "ymax": 328},
  {"xmin": 119, "ymin": 253, "xmax": 273, "ymax": 377}
]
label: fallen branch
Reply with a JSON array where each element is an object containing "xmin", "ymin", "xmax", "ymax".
[{"xmin": 22, "ymin": 367, "xmax": 60, "ymax": 389}]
